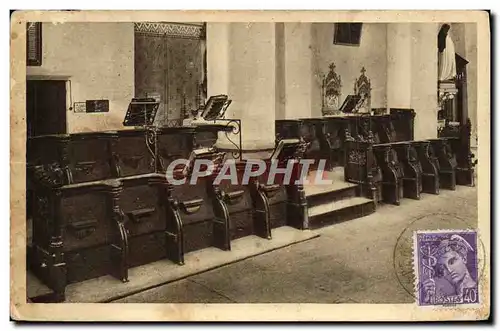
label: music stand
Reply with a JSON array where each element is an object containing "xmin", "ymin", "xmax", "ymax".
[
  {"xmin": 339, "ymin": 95, "xmax": 362, "ymax": 113},
  {"xmin": 201, "ymin": 95, "xmax": 232, "ymax": 121},
  {"xmin": 199, "ymin": 94, "xmax": 242, "ymax": 161},
  {"xmin": 123, "ymin": 98, "xmax": 160, "ymax": 127}
]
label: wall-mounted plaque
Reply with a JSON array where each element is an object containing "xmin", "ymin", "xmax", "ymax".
[
  {"xmin": 85, "ymin": 100, "xmax": 109, "ymax": 113},
  {"xmin": 26, "ymin": 22, "xmax": 42, "ymax": 66},
  {"xmin": 73, "ymin": 102, "xmax": 86, "ymax": 113}
]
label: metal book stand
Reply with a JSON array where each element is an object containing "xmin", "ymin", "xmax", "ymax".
[{"xmin": 201, "ymin": 95, "xmax": 242, "ymax": 161}]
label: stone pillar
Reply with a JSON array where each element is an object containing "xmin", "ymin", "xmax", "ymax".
[
  {"xmin": 275, "ymin": 23, "xmax": 286, "ymax": 120},
  {"xmin": 411, "ymin": 23, "xmax": 439, "ymax": 140},
  {"xmin": 206, "ymin": 23, "xmax": 230, "ymax": 96},
  {"xmin": 208, "ymin": 22, "xmax": 276, "ymax": 152},
  {"xmin": 280, "ymin": 22, "xmax": 313, "ymax": 119},
  {"xmin": 387, "ymin": 23, "xmax": 439, "ymax": 140},
  {"xmin": 464, "ymin": 23, "xmax": 478, "ymax": 147},
  {"xmin": 386, "ymin": 24, "xmax": 412, "ymax": 109}
]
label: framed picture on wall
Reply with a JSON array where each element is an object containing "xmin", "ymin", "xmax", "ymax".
[
  {"xmin": 26, "ymin": 22, "xmax": 42, "ymax": 66},
  {"xmin": 333, "ymin": 23, "xmax": 362, "ymax": 46}
]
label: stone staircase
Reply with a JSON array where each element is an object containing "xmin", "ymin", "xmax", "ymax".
[{"xmin": 304, "ymin": 167, "xmax": 376, "ymax": 229}]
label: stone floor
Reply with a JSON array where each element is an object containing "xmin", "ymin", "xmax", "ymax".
[{"xmin": 113, "ymin": 185, "xmax": 478, "ymax": 303}]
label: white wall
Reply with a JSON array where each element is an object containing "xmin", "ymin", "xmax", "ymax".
[
  {"xmin": 311, "ymin": 23, "xmax": 388, "ymax": 116},
  {"xmin": 411, "ymin": 23, "xmax": 439, "ymax": 140},
  {"xmin": 386, "ymin": 23, "xmax": 412, "ymax": 109},
  {"xmin": 464, "ymin": 23, "xmax": 478, "ymax": 147},
  {"xmin": 450, "ymin": 23, "xmax": 478, "ymax": 146},
  {"xmin": 227, "ymin": 23, "xmax": 276, "ymax": 149},
  {"xmin": 282, "ymin": 23, "xmax": 313, "ymax": 119},
  {"xmin": 27, "ymin": 22, "xmax": 134, "ymax": 133},
  {"xmin": 206, "ymin": 23, "xmax": 277, "ymax": 151},
  {"xmin": 451, "ymin": 23, "xmax": 467, "ymax": 58}
]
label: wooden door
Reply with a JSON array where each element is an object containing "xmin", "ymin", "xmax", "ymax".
[{"xmin": 26, "ymin": 80, "xmax": 67, "ymax": 137}]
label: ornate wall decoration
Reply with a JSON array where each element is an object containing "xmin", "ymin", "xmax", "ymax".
[
  {"xmin": 134, "ymin": 22, "xmax": 206, "ymax": 126},
  {"xmin": 27, "ymin": 22, "xmax": 42, "ymax": 66},
  {"xmin": 354, "ymin": 67, "xmax": 372, "ymax": 113},
  {"xmin": 321, "ymin": 62, "xmax": 342, "ymax": 116},
  {"xmin": 134, "ymin": 22, "xmax": 204, "ymax": 39}
]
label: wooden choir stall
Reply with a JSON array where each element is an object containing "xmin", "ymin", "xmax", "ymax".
[
  {"xmin": 26, "ymin": 96, "xmax": 311, "ymax": 302},
  {"xmin": 26, "ymin": 96, "xmax": 476, "ymax": 303},
  {"xmin": 275, "ymin": 108, "xmax": 475, "ymax": 213}
]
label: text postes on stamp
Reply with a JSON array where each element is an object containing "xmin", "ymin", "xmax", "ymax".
[{"xmin": 414, "ymin": 230, "xmax": 479, "ymax": 306}]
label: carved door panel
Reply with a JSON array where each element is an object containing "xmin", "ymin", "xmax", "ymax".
[
  {"xmin": 165, "ymin": 38, "xmax": 203, "ymax": 122},
  {"xmin": 134, "ymin": 25, "xmax": 205, "ymax": 127},
  {"xmin": 134, "ymin": 34, "xmax": 167, "ymax": 123}
]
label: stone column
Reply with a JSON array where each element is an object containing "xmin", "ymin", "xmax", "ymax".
[
  {"xmin": 207, "ymin": 22, "xmax": 277, "ymax": 153},
  {"xmin": 206, "ymin": 23, "xmax": 230, "ymax": 96},
  {"xmin": 464, "ymin": 23, "xmax": 478, "ymax": 147},
  {"xmin": 387, "ymin": 23, "xmax": 439, "ymax": 140},
  {"xmin": 411, "ymin": 23, "xmax": 439, "ymax": 140},
  {"xmin": 386, "ymin": 24, "xmax": 412, "ymax": 109},
  {"xmin": 279, "ymin": 22, "xmax": 313, "ymax": 120}
]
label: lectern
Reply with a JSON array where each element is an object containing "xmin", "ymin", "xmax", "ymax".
[{"xmin": 123, "ymin": 98, "xmax": 160, "ymax": 127}]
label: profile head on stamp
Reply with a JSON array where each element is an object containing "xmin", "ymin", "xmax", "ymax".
[
  {"xmin": 415, "ymin": 230, "xmax": 479, "ymax": 306},
  {"xmin": 434, "ymin": 234, "xmax": 476, "ymax": 287}
]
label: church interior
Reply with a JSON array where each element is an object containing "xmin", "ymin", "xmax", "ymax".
[{"xmin": 25, "ymin": 22, "xmax": 478, "ymax": 303}]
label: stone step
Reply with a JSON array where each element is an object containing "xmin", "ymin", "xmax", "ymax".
[
  {"xmin": 304, "ymin": 166, "xmax": 360, "ymax": 208},
  {"xmin": 304, "ymin": 179, "xmax": 357, "ymax": 197},
  {"xmin": 307, "ymin": 197, "xmax": 376, "ymax": 229},
  {"xmin": 305, "ymin": 167, "xmax": 344, "ymax": 184},
  {"xmin": 305, "ymin": 182, "xmax": 358, "ymax": 208}
]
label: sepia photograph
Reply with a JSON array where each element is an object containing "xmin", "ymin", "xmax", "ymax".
[{"xmin": 10, "ymin": 10, "xmax": 491, "ymax": 321}]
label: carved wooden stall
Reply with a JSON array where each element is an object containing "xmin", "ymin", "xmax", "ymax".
[
  {"xmin": 370, "ymin": 110, "xmax": 475, "ymax": 200},
  {"xmin": 343, "ymin": 130, "xmax": 381, "ymax": 203},
  {"xmin": 428, "ymin": 138, "xmax": 458, "ymax": 190},
  {"xmin": 371, "ymin": 110, "xmax": 425, "ymax": 203},
  {"xmin": 372, "ymin": 143, "xmax": 404, "ymax": 205},
  {"xmin": 275, "ymin": 118, "xmax": 377, "ymax": 229},
  {"xmin": 274, "ymin": 120, "xmax": 312, "ymax": 230},
  {"xmin": 26, "ymin": 127, "xmax": 215, "ymax": 302},
  {"xmin": 27, "ymin": 91, "xmax": 476, "ymax": 302},
  {"xmin": 26, "ymin": 99, "xmax": 241, "ymax": 302},
  {"xmin": 27, "ymin": 96, "xmax": 312, "ymax": 302},
  {"xmin": 276, "ymin": 107, "xmax": 474, "ymax": 207},
  {"xmin": 161, "ymin": 147, "xmax": 231, "ymax": 264},
  {"xmin": 438, "ymin": 119, "xmax": 476, "ymax": 187},
  {"xmin": 412, "ymin": 141, "xmax": 440, "ymax": 195}
]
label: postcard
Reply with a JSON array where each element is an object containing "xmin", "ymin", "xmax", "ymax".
[{"xmin": 10, "ymin": 9, "xmax": 490, "ymax": 321}]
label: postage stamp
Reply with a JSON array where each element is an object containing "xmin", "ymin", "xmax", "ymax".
[{"xmin": 414, "ymin": 230, "xmax": 479, "ymax": 306}]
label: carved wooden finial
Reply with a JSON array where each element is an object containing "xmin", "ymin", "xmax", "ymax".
[{"xmin": 367, "ymin": 130, "xmax": 375, "ymax": 143}]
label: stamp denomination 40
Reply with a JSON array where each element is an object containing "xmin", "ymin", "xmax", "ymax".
[{"xmin": 414, "ymin": 230, "xmax": 479, "ymax": 306}]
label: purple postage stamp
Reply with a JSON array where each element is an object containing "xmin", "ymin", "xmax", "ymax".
[{"xmin": 414, "ymin": 230, "xmax": 479, "ymax": 306}]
